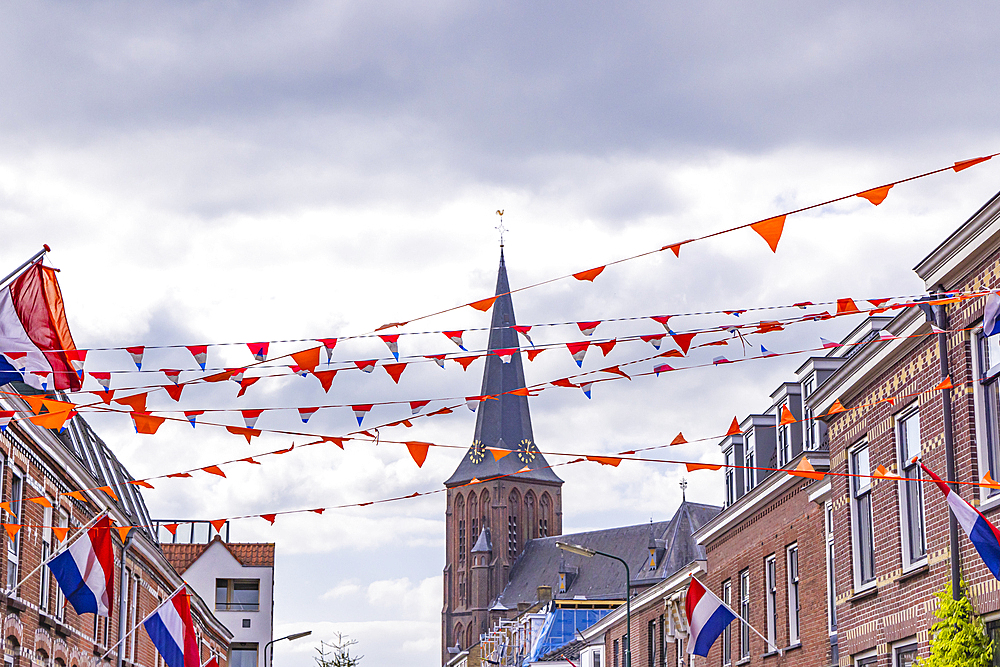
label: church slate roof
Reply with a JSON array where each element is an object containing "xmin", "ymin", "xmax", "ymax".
[
  {"xmin": 444, "ymin": 249, "xmax": 562, "ymax": 487},
  {"xmin": 495, "ymin": 501, "xmax": 720, "ymax": 608}
]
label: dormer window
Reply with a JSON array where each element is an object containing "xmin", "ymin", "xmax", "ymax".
[
  {"xmin": 724, "ymin": 448, "xmax": 736, "ymax": 507},
  {"xmin": 802, "ymin": 377, "xmax": 818, "ymax": 450},
  {"xmin": 649, "ymin": 547, "xmax": 657, "ymax": 570},
  {"xmin": 777, "ymin": 403, "xmax": 791, "ymax": 466},
  {"xmin": 744, "ymin": 429, "xmax": 755, "ymax": 492}
]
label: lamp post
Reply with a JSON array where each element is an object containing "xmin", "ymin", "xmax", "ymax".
[
  {"xmin": 263, "ymin": 630, "xmax": 312, "ymax": 667},
  {"xmin": 556, "ymin": 541, "xmax": 631, "ymax": 667}
]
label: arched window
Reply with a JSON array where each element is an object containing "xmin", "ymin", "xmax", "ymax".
[
  {"xmin": 524, "ymin": 492, "xmax": 537, "ymax": 540},
  {"xmin": 480, "ymin": 491, "xmax": 491, "ymax": 532},
  {"xmin": 454, "ymin": 623, "xmax": 464, "ymax": 650},
  {"xmin": 455, "ymin": 494, "xmax": 466, "ymax": 564},
  {"xmin": 468, "ymin": 493, "xmax": 478, "ymax": 549},
  {"xmin": 507, "ymin": 490, "xmax": 521, "ymax": 559},
  {"xmin": 467, "ymin": 623, "xmax": 477, "ymax": 649},
  {"xmin": 539, "ymin": 493, "xmax": 552, "ymax": 538}
]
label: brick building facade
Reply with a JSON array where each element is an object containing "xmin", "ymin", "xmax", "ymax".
[{"xmin": 0, "ymin": 390, "xmax": 231, "ymax": 667}]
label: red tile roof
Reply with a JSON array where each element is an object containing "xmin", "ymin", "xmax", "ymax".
[{"xmin": 161, "ymin": 538, "xmax": 275, "ymax": 574}]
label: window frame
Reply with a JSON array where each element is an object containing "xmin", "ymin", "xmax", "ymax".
[
  {"xmin": 803, "ymin": 376, "xmax": 819, "ymax": 450},
  {"xmin": 722, "ymin": 579, "xmax": 732, "ymax": 666},
  {"xmin": 975, "ymin": 327, "xmax": 1000, "ymax": 509},
  {"xmin": 724, "ymin": 448, "xmax": 736, "ymax": 507},
  {"xmin": 5, "ymin": 465, "xmax": 22, "ymax": 593},
  {"xmin": 739, "ymin": 569, "xmax": 750, "ymax": 660},
  {"xmin": 786, "ymin": 543, "xmax": 800, "ymax": 645},
  {"xmin": 777, "ymin": 402, "xmax": 792, "ymax": 466},
  {"xmin": 744, "ymin": 438, "xmax": 755, "ymax": 493},
  {"xmin": 215, "ymin": 578, "xmax": 261, "ymax": 612},
  {"xmin": 896, "ymin": 406, "xmax": 927, "ymax": 570},
  {"xmin": 893, "ymin": 641, "xmax": 918, "ymax": 667},
  {"xmin": 850, "ymin": 440, "xmax": 877, "ymax": 589},
  {"xmin": 764, "ymin": 554, "xmax": 777, "ymax": 649},
  {"xmin": 825, "ymin": 501, "xmax": 837, "ymax": 637}
]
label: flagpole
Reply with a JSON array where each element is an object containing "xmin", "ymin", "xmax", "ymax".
[
  {"xmin": 100, "ymin": 583, "xmax": 186, "ymax": 661},
  {"xmin": 0, "ymin": 245, "xmax": 49, "ymax": 290},
  {"xmin": 7, "ymin": 509, "xmax": 108, "ymax": 595},
  {"xmin": 688, "ymin": 576, "xmax": 781, "ymax": 658}
]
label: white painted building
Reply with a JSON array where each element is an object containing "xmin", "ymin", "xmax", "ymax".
[{"xmin": 162, "ymin": 536, "xmax": 275, "ymax": 667}]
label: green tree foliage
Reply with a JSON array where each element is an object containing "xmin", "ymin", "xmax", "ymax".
[
  {"xmin": 919, "ymin": 582, "xmax": 993, "ymax": 667},
  {"xmin": 314, "ymin": 633, "xmax": 363, "ymax": 667}
]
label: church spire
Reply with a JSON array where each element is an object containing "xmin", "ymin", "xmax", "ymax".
[{"xmin": 444, "ymin": 249, "xmax": 562, "ymax": 488}]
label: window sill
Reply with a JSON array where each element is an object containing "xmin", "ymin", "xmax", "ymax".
[
  {"xmin": 6, "ymin": 596, "xmax": 27, "ymax": 613},
  {"xmin": 897, "ymin": 562, "xmax": 929, "ymax": 584},
  {"xmin": 784, "ymin": 642, "xmax": 802, "ymax": 652},
  {"xmin": 737, "ymin": 657, "xmax": 751, "ymax": 665},
  {"xmin": 850, "ymin": 586, "xmax": 878, "ymax": 603},
  {"xmin": 979, "ymin": 492, "xmax": 1000, "ymax": 515}
]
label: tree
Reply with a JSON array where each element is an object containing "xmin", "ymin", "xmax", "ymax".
[
  {"xmin": 919, "ymin": 582, "xmax": 993, "ymax": 667},
  {"xmin": 314, "ymin": 633, "xmax": 363, "ymax": 667}
]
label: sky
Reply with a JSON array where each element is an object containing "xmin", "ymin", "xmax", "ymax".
[{"xmin": 2, "ymin": 2, "xmax": 1000, "ymax": 666}]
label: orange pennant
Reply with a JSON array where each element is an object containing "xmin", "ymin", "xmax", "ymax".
[
  {"xmin": 789, "ymin": 457, "xmax": 824, "ymax": 480},
  {"xmin": 779, "ymin": 405, "xmax": 795, "ymax": 426},
  {"xmin": 586, "ymin": 455, "xmax": 622, "ymax": 467},
  {"xmin": 210, "ymin": 519, "xmax": 227, "ymax": 533},
  {"xmin": 3, "ymin": 524, "xmax": 20, "ymax": 540},
  {"xmin": 291, "ymin": 347, "xmax": 321, "ymax": 373},
  {"xmin": 827, "ymin": 400, "xmax": 847, "ymax": 415},
  {"xmin": 116, "ymin": 526, "xmax": 133, "ymax": 542},
  {"xmin": 405, "ymin": 441, "xmax": 431, "ymax": 468},
  {"xmin": 226, "ymin": 426, "xmax": 261, "ymax": 444},
  {"xmin": 131, "ymin": 412, "xmax": 166, "ymax": 435},
  {"xmin": 670, "ymin": 432, "xmax": 687, "ymax": 446},
  {"xmin": 0, "ymin": 502, "xmax": 12, "ymax": 516},
  {"xmin": 685, "ymin": 462, "xmax": 722, "ymax": 472},
  {"xmin": 51, "ymin": 527, "xmax": 68, "ymax": 541},
  {"xmin": 113, "ymin": 392, "xmax": 148, "ymax": 413},
  {"xmin": 313, "ymin": 370, "xmax": 338, "ymax": 393},
  {"xmin": 382, "ymin": 363, "xmax": 407, "ymax": 384},
  {"xmin": 97, "ymin": 486, "xmax": 118, "ymax": 501},
  {"xmin": 23, "ymin": 395, "xmax": 46, "ymax": 415},
  {"xmin": 42, "ymin": 398, "xmax": 75, "ymax": 414},
  {"xmin": 469, "ymin": 296, "xmax": 497, "ymax": 312},
  {"xmin": 163, "ymin": 523, "xmax": 179, "ymax": 535},
  {"xmin": 873, "ymin": 464, "xmax": 901, "ymax": 480},
  {"xmin": 321, "ymin": 436, "xmax": 347, "ymax": 449},
  {"xmin": 856, "ymin": 185, "xmax": 892, "ymax": 206},
  {"xmin": 29, "ymin": 410, "xmax": 72, "ymax": 430},
  {"xmin": 62, "ymin": 490, "xmax": 86, "ymax": 502},
  {"xmin": 454, "ymin": 356, "xmax": 478, "ymax": 371},
  {"xmin": 954, "ymin": 156, "xmax": 992, "ymax": 172},
  {"xmin": 836, "ymin": 298, "xmax": 860, "ymax": 315},
  {"xmin": 982, "ymin": 471, "xmax": 1000, "ymax": 490},
  {"xmin": 202, "ymin": 466, "xmax": 226, "ymax": 478},
  {"xmin": 573, "ymin": 266, "xmax": 605, "ymax": 282},
  {"xmin": 725, "ymin": 417, "xmax": 741, "ymax": 437},
  {"xmin": 129, "ymin": 480, "xmax": 154, "ymax": 489},
  {"xmin": 489, "ymin": 448, "xmax": 513, "ymax": 461},
  {"xmin": 750, "ymin": 215, "xmax": 786, "ymax": 253},
  {"xmin": 663, "ymin": 243, "xmax": 683, "ymax": 258},
  {"xmin": 935, "ymin": 376, "xmax": 954, "ymax": 391},
  {"xmin": 27, "ymin": 497, "xmax": 52, "ymax": 508}
]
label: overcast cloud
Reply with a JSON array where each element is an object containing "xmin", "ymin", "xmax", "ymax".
[{"xmin": 2, "ymin": 2, "xmax": 1000, "ymax": 666}]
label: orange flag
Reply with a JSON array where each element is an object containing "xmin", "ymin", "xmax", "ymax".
[
  {"xmin": 97, "ymin": 486, "xmax": 118, "ymax": 501},
  {"xmin": 573, "ymin": 266, "xmax": 605, "ymax": 282},
  {"xmin": 23, "ymin": 395, "xmax": 46, "ymax": 415},
  {"xmin": 856, "ymin": 185, "xmax": 892, "ymax": 206},
  {"xmin": 226, "ymin": 426, "xmax": 261, "ymax": 444},
  {"xmin": 982, "ymin": 471, "xmax": 1000, "ymax": 490},
  {"xmin": 954, "ymin": 156, "xmax": 992, "ymax": 172},
  {"xmin": 663, "ymin": 243, "xmax": 683, "ymax": 257},
  {"xmin": 827, "ymin": 399, "xmax": 847, "ymax": 415},
  {"xmin": 750, "ymin": 215, "xmax": 786, "ymax": 253},
  {"xmin": 129, "ymin": 480, "xmax": 154, "ymax": 489},
  {"xmin": 202, "ymin": 466, "xmax": 226, "ymax": 478},
  {"xmin": 131, "ymin": 412, "xmax": 166, "ymax": 435},
  {"xmin": 51, "ymin": 526, "xmax": 68, "ymax": 541},
  {"xmin": 211, "ymin": 519, "xmax": 227, "ymax": 532},
  {"xmin": 3, "ymin": 524, "xmax": 20, "ymax": 539},
  {"xmin": 27, "ymin": 497, "xmax": 52, "ymax": 508},
  {"xmin": 405, "ymin": 441, "xmax": 431, "ymax": 468},
  {"xmin": 29, "ymin": 410, "xmax": 73, "ymax": 430},
  {"xmin": 935, "ymin": 376, "xmax": 954, "ymax": 391},
  {"xmin": 779, "ymin": 405, "xmax": 795, "ymax": 426},
  {"xmin": 685, "ymin": 462, "xmax": 722, "ymax": 472},
  {"xmin": 488, "ymin": 448, "xmax": 513, "ymax": 461},
  {"xmin": 382, "ymin": 363, "xmax": 407, "ymax": 384},
  {"xmin": 313, "ymin": 370, "xmax": 338, "ymax": 392},
  {"xmin": 586, "ymin": 455, "xmax": 622, "ymax": 467},
  {"xmin": 116, "ymin": 526, "xmax": 133, "ymax": 542},
  {"xmin": 469, "ymin": 296, "xmax": 497, "ymax": 312},
  {"xmin": 0, "ymin": 502, "xmax": 12, "ymax": 516},
  {"xmin": 789, "ymin": 457, "xmax": 824, "ymax": 480},
  {"xmin": 62, "ymin": 490, "xmax": 86, "ymax": 502},
  {"xmin": 291, "ymin": 347, "xmax": 321, "ymax": 373},
  {"xmin": 726, "ymin": 417, "xmax": 741, "ymax": 437},
  {"xmin": 113, "ymin": 392, "xmax": 148, "ymax": 413},
  {"xmin": 163, "ymin": 523, "xmax": 179, "ymax": 535},
  {"xmin": 260, "ymin": 514, "xmax": 277, "ymax": 525},
  {"xmin": 670, "ymin": 432, "xmax": 687, "ymax": 446}
]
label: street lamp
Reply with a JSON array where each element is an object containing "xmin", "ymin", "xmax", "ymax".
[
  {"xmin": 263, "ymin": 630, "xmax": 312, "ymax": 667},
  {"xmin": 556, "ymin": 541, "xmax": 632, "ymax": 667}
]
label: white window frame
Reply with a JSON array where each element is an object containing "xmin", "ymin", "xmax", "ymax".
[
  {"xmin": 6, "ymin": 465, "xmax": 23, "ymax": 593},
  {"xmin": 824, "ymin": 501, "xmax": 837, "ymax": 638},
  {"xmin": 892, "ymin": 639, "xmax": 918, "ymax": 667},
  {"xmin": 850, "ymin": 440, "xmax": 876, "ymax": 590},
  {"xmin": 764, "ymin": 555, "xmax": 777, "ymax": 649},
  {"xmin": 854, "ymin": 648, "xmax": 877, "ymax": 667},
  {"xmin": 803, "ymin": 376, "xmax": 819, "ymax": 450},
  {"xmin": 725, "ymin": 448, "xmax": 736, "ymax": 507},
  {"xmin": 739, "ymin": 569, "xmax": 750, "ymax": 660},
  {"xmin": 778, "ymin": 403, "xmax": 792, "ymax": 466},
  {"xmin": 974, "ymin": 327, "xmax": 1000, "ymax": 510},
  {"xmin": 722, "ymin": 579, "xmax": 732, "ymax": 665},
  {"xmin": 744, "ymin": 435, "xmax": 755, "ymax": 493},
  {"xmin": 896, "ymin": 406, "xmax": 927, "ymax": 571},
  {"xmin": 39, "ymin": 503, "xmax": 52, "ymax": 612},
  {"xmin": 786, "ymin": 544, "xmax": 800, "ymax": 645}
]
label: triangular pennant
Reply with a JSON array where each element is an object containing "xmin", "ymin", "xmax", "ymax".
[
  {"xmin": 443, "ymin": 331, "xmax": 466, "ymax": 351},
  {"xmin": 131, "ymin": 412, "xmax": 166, "ymax": 435},
  {"xmin": 640, "ymin": 334, "xmax": 664, "ymax": 349},
  {"xmin": 167, "ymin": 472, "xmax": 193, "ymax": 478},
  {"xmin": 291, "ymin": 347, "xmax": 321, "ymax": 373},
  {"xmin": 713, "ymin": 356, "xmax": 732, "ymax": 365},
  {"xmin": 97, "ymin": 485, "xmax": 118, "ymax": 501},
  {"xmin": 352, "ymin": 404, "xmax": 373, "ymax": 426},
  {"xmin": 857, "ymin": 185, "xmax": 892, "ymax": 206},
  {"xmin": 203, "ymin": 368, "xmax": 237, "ymax": 383},
  {"xmin": 310, "ymin": 508, "xmax": 325, "ymax": 514},
  {"xmin": 873, "ymin": 464, "xmax": 901, "ymax": 480},
  {"xmin": 354, "ymin": 359, "xmax": 378, "ymax": 374},
  {"xmin": 596, "ymin": 339, "xmax": 617, "ymax": 356},
  {"xmin": 726, "ymin": 418, "xmax": 741, "ymax": 436},
  {"xmin": 653, "ymin": 363, "xmax": 674, "ymax": 376},
  {"xmin": 601, "ymin": 365, "xmax": 630, "ymax": 380},
  {"xmin": 129, "ymin": 480, "xmax": 154, "ymax": 489},
  {"xmin": 410, "ymin": 400, "xmax": 430, "ymax": 415},
  {"xmin": 202, "ymin": 465, "xmax": 226, "ymax": 478},
  {"xmin": 0, "ymin": 502, "xmax": 12, "ymax": 516},
  {"xmin": 821, "ymin": 338, "xmax": 841, "ymax": 349},
  {"xmin": 22, "ymin": 394, "xmax": 46, "ymax": 415},
  {"xmin": 935, "ymin": 376, "xmax": 954, "ymax": 391},
  {"xmin": 382, "ymin": 362, "xmax": 407, "ymax": 384},
  {"xmin": 425, "ymin": 354, "xmax": 447, "ymax": 368},
  {"xmin": 260, "ymin": 514, "xmax": 277, "ymax": 525},
  {"xmin": 982, "ymin": 471, "xmax": 1000, "ymax": 491},
  {"xmin": 779, "ymin": 405, "xmax": 795, "ymax": 426},
  {"xmin": 116, "ymin": 526, "xmax": 133, "ymax": 543},
  {"xmin": 664, "ymin": 243, "xmax": 682, "ymax": 258},
  {"xmin": 247, "ymin": 342, "xmax": 270, "ymax": 362},
  {"xmin": 466, "ymin": 396, "xmax": 483, "ymax": 412},
  {"xmin": 750, "ymin": 215, "xmax": 786, "ymax": 253},
  {"xmin": 827, "ymin": 400, "xmax": 847, "ymax": 415},
  {"xmin": 164, "ymin": 383, "xmax": 184, "ymax": 402},
  {"xmin": 670, "ymin": 432, "xmax": 687, "ymax": 446},
  {"xmin": 954, "ymin": 156, "xmax": 992, "ymax": 172},
  {"xmin": 671, "ymin": 332, "xmax": 696, "ymax": 355},
  {"xmin": 94, "ymin": 389, "xmax": 115, "ymax": 405},
  {"xmin": 573, "ymin": 266, "xmax": 605, "ymax": 282},
  {"xmin": 321, "ymin": 436, "xmax": 347, "ymax": 449},
  {"xmin": 29, "ymin": 411, "xmax": 72, "ymax": 430},
  {"xmin": 66, "ymin": 349, "xmax": 87, "ymax": 378},
  {"xmin": 760, "ymin": 345, "xmax": 777, "ymax": 358},
  {"xmin": 495, "ymin": 348, "xmax": 516, "ymax": 364},
  {"xmin": 566, "ymin": 341, "xmax": 589, "ymax": 367},
  {"xmin": 488, "ymin": 448, "xmax": 513, "ymax": 461},
  {"xmin": 469, "ymin": 296, "xmax": 496, "ymax": 312},
  {"xmin": 63, "ymin": 490, "xmax": 86, "ymax": 502},
  {"xmin": 241, "ymin": 457, "xmax": 261, "ymax": 465},
  {"xmin": 379, "ymin": 335, "xmax": 401, "ymax": 361},
  {"xmin": 184, "ymin": 410, "xmax": 204, "ymax": 427},
  {"xmin": 527, "ymin": 349, "xmax": 545, "ymax": 361},
  {"xmin": 403, "ymin": 442, "xmax": 431, "ymax": 467},
  {"xmin": 580, "ymin": 383, "xmax": 593, "ymax": 399},
  {"xmin": 685, "ymin": 462, "xmax": 722, "ymax": 472},
  {"xmin": 3, "ymin": 524, "xmax": 20, "ymax": 540},
  {"xmin": 577, "ymin": 321, "xmax": 601, "ymax": 336},
  {"xmin": 242, "ymin": 409, "xmax": 263, "ymax": 430},
  {"xmin": 226, "ymin": 426, "xmax": 261, "ymax": 444},
  {"xmin": 551, "ymin": 378, "xmax": 576, "ymax": 388},
  {"xmin": 186, "ymin": 345, "xmax": 208, "ymax": 370},
  {"xmin": 453, "ymin": 356, "xmax": 478, "ymax": 371},
  {"xmin": 318, "ymin": 338, "xmax": 338, "ymax": 363},
  {"xmin": 0, "ymin": 411, "xmax": 13, "ymax": 432},
  {"xmin": 27, "ymin": 496, "xmax": 52, "ymax": 507},
  {"xmin": 877, "ymin": 330, "xmax": 898, "ymax": 342},
  {"xmin": 163, "ymin": 523, "xmax": 179, "ymax": 536},
  {"xmin": 512, "ymin": 325, "xmax": 534, "ymax": 345},
  {"xmin": 586, "ymin": 455, "xmax": 621, "ymax": 467},
  {"xmin": 51, "ymin": 526, "xmax": 68, "ymax": 541},
  {"xmin": 42, "ymin": 398, "xmax": 75, "ymax": 414},
  {"xmin": 650, "ymin": 315, "xmax": 672, "ymax": 331},
  {"xmin": 836, "ymin": 298, "xmax": 860, "ymax": 315},
  {"xmin": 210, "ymin": 519, "xmax": 227, "ymax": 533},
  {"xmin": 298, "ymin": 407, "xmax": 319, "ymax": 424},
  {"xmin": 113, "ymin": 392, "xmax": 148, "ymax": 413},
  {"xmin": 313, "ymin": 369, "xmax": 338, "ymax": 392},
  {"xmin": 789, "ymin": 457, "xmax": 824, "ymax": 480},
  {"xmin": 236, "ymin": 377, "xmax": 259, "ymax": 398},
  {"xmin": 126, "ymin": 346, "xmax": 145, "ymax": 370}
]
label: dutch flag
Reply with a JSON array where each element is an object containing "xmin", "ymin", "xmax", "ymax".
[
  {"xmin": 685, "ymin": 576, "xmax": 738, "ymax": 657},
  {"xmin": 47, "ymin": 515, "xmax": 114, "ymax": 616},
  {"xmin": 144, "ymin": 587, "xmax": 201, "ymax": 667},
  {"xmin": 922, "ymin": 462, "xmax": 1000, "ymax": 580}
]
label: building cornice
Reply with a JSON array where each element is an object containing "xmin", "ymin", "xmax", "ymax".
[{"xmin": 914, "ymin": 188, "xmax": 1000, "ymax": 287}]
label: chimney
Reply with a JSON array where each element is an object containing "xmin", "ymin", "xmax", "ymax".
[{"xmin": 537, "ymin": 585, "xmax": 553, "ymax": 602}]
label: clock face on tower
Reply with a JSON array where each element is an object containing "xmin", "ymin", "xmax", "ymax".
[
  {"xmin": 517, "ymin": 439, "xmax": 537, "ymax": 464},
  {"xmin": 469, "ymin": 440, "xmax": 486, "ymax": 464}
]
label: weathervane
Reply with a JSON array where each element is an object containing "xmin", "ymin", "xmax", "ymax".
[
  {"xmin": 680, "ymin": 477, "xmax": 688, "ymax": 502},
  {"xmin": 495, "ymin": 210, "xmax": 506, "ymax": 247}
]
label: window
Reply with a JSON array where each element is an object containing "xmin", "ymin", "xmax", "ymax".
[
  {"xmin": 978, "ymin": 331, "xmax": 1000, "ymax": 495},
  {"xmin": 722, "ymin": 579, "xmax": 732, "ymax": 665},
  {"xmin": 676, "ymin": 638, "xmax": 684, "ymax": 667},
  {"xmin": 787, "ymin": 544, "xmax": 800, "ymax": 644},
  {"xmin": 613, "ymin": 638, "xmax": 619, "ymax": 667},
  {"xmin": 539, "ymin": 494, "xmax": 551, "ymax": 537},
  {"xmin": 894, "ymin": 643, "xmax": 917, "ymax": 667},
  {"xmin": 5, "ymin": 467, "xmax": 22, "ymax": 592},
  {"xmin": 803, "ymin": 377, "xmax": 819, "ymax": 450},
  {"xmin": 825, "ymin": 502, "xmax": 837, "ymax": 635},
  {"xmin": 744, "ymin": 439, "xmax": 755, "ymax": 492},
  {"xmin": 53, "ymin": 512, "xmax": 67, "ymax": 620},
  {"xmin": 216, "ymin": 579, "xmax": 260, "ymax": 611},
  {"xmin": 725, "ymin": 448, "xmax": 736, "ymax": 506},
  {"xmin": 851, "ymin": 442, "xmax": 876, "ymax": 586},
  {"xmin": 739, "ymin": 569, "xmax": 750, "ymax": 659},
  {"xmin": 658, "ymin": 615, "xmax": 665, "ymax": 667},
  {"xmin": 458, "ymin": 518, "xmax": 466, "ymax": 563},
  {"xmin": 778, "ymin": 404, "xmax": 791, "ymax": 466},
  {"xmin": 855, "ymin": 654, "xmax": 878, "ymax": 667},
  {"xmin": 765, "ymin": 555, "xmax": 777, "ymax": 648},
  {"xmin": 231, "ymin": 643, "xmax": 258, "ymax": 667},
  {"xmin": 40, "ymin": 504, "xmax": 52, "ymax": 612},
  {"xmin": 647, "ymin": 619, "xmax": 655, "ymax": 667},
  {"xmin": 508, "ymin": 491, "xmax": 520, "ymax": 559},
  {"xmin": 594, "ymin": 649, "xmax": 602, "ymax": 667},
  {"xmin": 897, "ymin": 408, "xmax": 926, "ymax": 566}
]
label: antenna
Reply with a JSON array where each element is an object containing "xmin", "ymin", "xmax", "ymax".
[
  {"xmin": 680, "ymin": 477, "xmax": 688, "ymax": 502},
  {"xmin": 495, "ymin": 210, "xmax": 506, "ymax": 247}
]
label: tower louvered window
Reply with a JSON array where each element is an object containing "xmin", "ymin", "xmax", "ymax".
[
  {"xmin": 508, "ymin": 515, "xmax": 518, "ymax": 558},
  {"xmin": 458, "ymin": 520, "xmax": 466, "ymax": 563}
]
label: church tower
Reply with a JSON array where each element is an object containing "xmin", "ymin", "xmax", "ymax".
[{"xmin": 441, "ymin": 249, "xmax": 564, "ymax": 663}]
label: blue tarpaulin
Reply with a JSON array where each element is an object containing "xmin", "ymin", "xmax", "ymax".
[{"xmin": 526, "ymin": 607, "xmax": 612, "ymax": 664}]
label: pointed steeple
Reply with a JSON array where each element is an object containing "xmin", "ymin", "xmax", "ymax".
[{"xmin": 445, "ymin": 249, "xmax": 562, "ymax": 487}]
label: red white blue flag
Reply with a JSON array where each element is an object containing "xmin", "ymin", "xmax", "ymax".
[
  {"xmin": 144, "ymin": 587, "xmax": 200, "ymax": 667},
  {"xmin": 922, "ymin": 462, "xmax": 1000, "ymax": 580},
  {"xmin": 686, "ymin": 576, "xmax": 738, "ymax": 657},
  {"xmin": 47, "ymin": 515, "xmax": 114, "ymax": 616}
]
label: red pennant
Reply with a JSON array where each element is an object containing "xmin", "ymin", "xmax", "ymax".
[
  {"xmin": 203, "ymin": 369, "xmax": 236, "ymax": 382},
  {"xmin": 586, "ymin": 455, "xmax": 621, "ymax": 467},
  {"xmin": 726, "ymin": 418, "xmax": 741, "ymax": 436},
  {"xmin": 310, "ymin": 508, "xmax": 325, "ymax": 514},
  {"xmin": 237, "ymin": 377, "xmax": 259, "ymax": 398},
  {"xmin": 247, "ymin": 342, "xmax": 269, "ymax": 362},
  {"xmin": 242, "ymin": 409, "xmax": 264, "ymax": 429},
  {"xmin": 291, "ymin": 347, "xmax": 321, "ymax": 373},
  {"xmin": 779, "ymin": 405, "xmax": 796, "ymax": 426},
  {"xmin": 469, "ymin": 296, "xmax": 497, "ymax": 312},
  {"xmin": 954, "ymin": 156, "xmax": 992, "ymax": 172},
  {"xmin": 226, "ymin": 426, "xmax": 262, "ymax": 444},
  {"xmin": 751, "ymin": 215, "xmax": 786, "ymax": 252},
  {"xmin": 311, "ymin": 369, "xmax": 338, "ymax": 392},
  {"xmin": 240, "ymin": 457, "xmax": 261, "ymax": 465},
  {"xmin": 663, "ymin": 243, "xmax": 682, "ymax": 257},
  {"xmin": 857, "ymin": 185, "xmax": 892, "ymax": 206},
  {"xmin": 383, "ymin": 363, "xmax": 407, "ymax": 384},
  {"xmin": 577, "ymin": 321, "xmax": 601, "ymax": 336},
  {"xmin": 167, "ymin": 473, "xmax": 193, "ymax": 478},
  {"xmin": 836, "ymin": 298, "xmax": 860, "ymax": 315},
  {"xmin": 131, "ymin": 412, "xmax": 165, "ymax": 435},
  {"xmin": 210, "ymin": 519, "xmax": 227, "ymax": 533},
  {"xmin": 601, "ymin": 365, "xmax": 630, "ymax": 380},
  {"xmin": 453, "ymin": 356, "xmax": 478, "ymax": 371},
  {"xmin": 317, "ymin": 337, "xmax": 338, "ymax": 362},
  {"xmin": 164, "ymin": 384, "xmax": 184, "ymax": 402},
  {"xmin": 186, "ymin": 345, "xmax": 208, "ymax": 369},
  {"xmin": 163, "ymin": 523, "xmax": 179, "ymax": 536},
  {"xmin": 129, "ymin": 480, "xmax": 154, "ymax": 489},
  {"xmin": 573, "ymin": 266, "xmax": 605, "ymax": 282},
  {"xmin": 96, "ymin": 390, "xmax": 115, "ymax": 405},
  {"xmin": 354, "ymin": 360, "xmax": 378, "ymax": 373},
  {"xmin": 202, "ymin": 466, "xmax": 226, "ymax": 478},
  {"xmin": 650, "ymin": 315, "xmax": 672, "ymax": 331},
  {"xmin": 670, "ymin": 432, "xmax": 687, "ymax": 445},
  {"xmin": 321, "ymin": 436, "xmax": 347, "ymax": 449},
  {"xmin": 443, "ymin": 331, "xmax": 466, "ymax": 350},
  {"xmin": 671, "ymin": 332, "xmax": 696, "ymax": 355},
  {"xmin": 551, "ymin": 378, "xmax": 576, "ymax": 388},
  {"xmin": 596, "ymin": 339, "xmax": 617, "ymax": 356},
  {"xmin": 527, "ymin": 349, "xmax": 546, "ymax": 361},
  {"xmin": 260, "ymin": 514, "xmax": 277, "ymax": 525},
  {"xmin": 935, "ymin": 376, "xmax": 954, "ymax": 391},
  {"xmin": 405, "ymin": 441, "xmax": 431, "ymax": 468}
]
